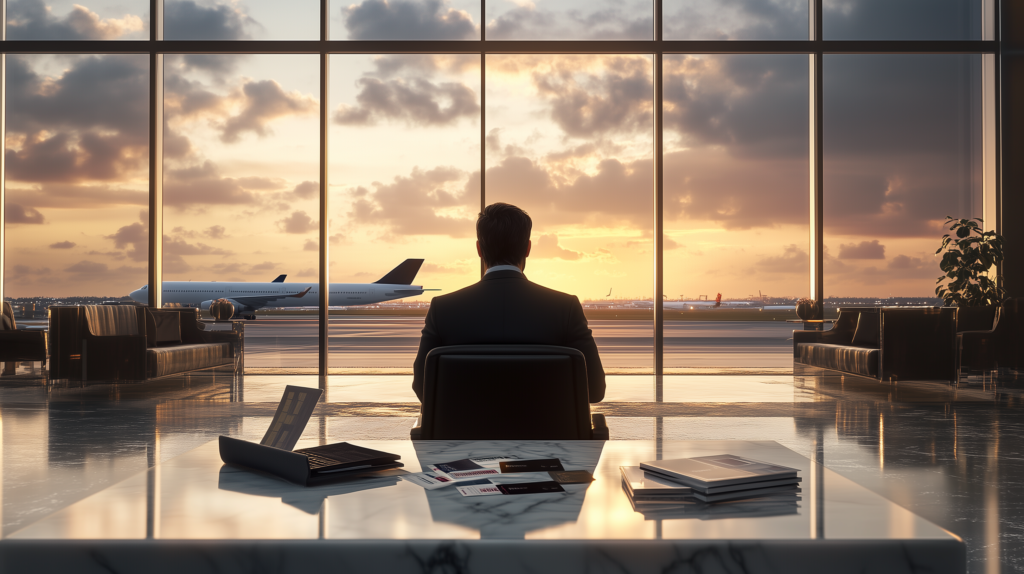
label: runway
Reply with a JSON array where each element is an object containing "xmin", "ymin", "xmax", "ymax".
[{"xmin": 241, "ymin": 316, "xmax": 796, "ymax": 370}]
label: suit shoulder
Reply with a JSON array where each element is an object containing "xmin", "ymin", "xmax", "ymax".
[{"xmin": 525, "ymin": 281, "xmax": 582, "ymax": 305}]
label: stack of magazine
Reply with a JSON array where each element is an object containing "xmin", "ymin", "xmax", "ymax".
[{"xmin": 622, "ymin": 454, "xmax": 801, "ymax": 517}]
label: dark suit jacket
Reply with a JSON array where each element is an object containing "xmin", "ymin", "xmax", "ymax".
[{"xmin": 412, "ymin": 269, "xmax": 606, "ymax": 403}]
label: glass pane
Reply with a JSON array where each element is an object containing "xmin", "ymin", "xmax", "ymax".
[
  {"xmin": 663, "ymin": 55, "xmax": 809, "ymax": 372},
  {"xmin": 331, "ymin": 0, "xmax": 480, "ymax": 40},
  {"xmin": 823, "ymin": 0, "xmax": 982, "ymax": 40},
  {"xmin": 163, "ymin": 54, "xmax": 321, "ymax": 374},
  {"xmin": 824, "ymin": 55, "xmax": 983, "ymax": 304},
  {"xmin": 663, "ymin": 0, "xmax": 807, "ymax": 40},
  {"xmin": 328, "ymin": 54, "xmax": 480, "ymax": 382},
  {"xmin": 4, "ymin": 54, "xmax": 149, "ymax": 338},
  {"xmin": 485, "ymin": 0, "xmax": 652, "ymax": 40},
  {"xmin": 164, "ymin": 0, "xmax": 319, "ymax": 40},
  {"xmin": 487, "ymin": 55, "xmax": 654, "ymax": 374},
  {"xmin": 7, "ymin": 0, "xmax": 148, "ymax": 40}
]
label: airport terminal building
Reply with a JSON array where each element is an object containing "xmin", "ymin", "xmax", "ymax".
[{"xmin": 0, "ymin": 1, "xmax": 1023, "ymax": 572}]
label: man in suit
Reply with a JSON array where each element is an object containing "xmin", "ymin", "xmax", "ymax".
[{"xmin": 412, "ymin": 202, "xmax": 606, "ymax": 403}]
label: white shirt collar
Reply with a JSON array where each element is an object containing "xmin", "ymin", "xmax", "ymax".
[{"xmin": 484, "ymin": 265, "xmax": 523, "ymax": 275}]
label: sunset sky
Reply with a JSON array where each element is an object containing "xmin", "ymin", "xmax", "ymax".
[{"xmin": 3, "ymin": 0, "xmax": 990, "ymax": 301}]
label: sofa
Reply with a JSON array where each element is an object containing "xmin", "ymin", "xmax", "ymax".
[
  {"xmin": 794, "ymin": 307, "xmax": 957, "ymax": 382},
  {"xmin": 49, "ymin": 305, "xmax": 242, "ymax": 381}
]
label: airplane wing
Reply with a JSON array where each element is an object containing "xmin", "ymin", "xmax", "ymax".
[{"xmin": 228, "ymin": 287, "xmax": 311, "ymax": 310}]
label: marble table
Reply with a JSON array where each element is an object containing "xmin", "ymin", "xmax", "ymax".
[{"xmin": 0, "ymin": 439, "xmax": 963, "ymax": 573}]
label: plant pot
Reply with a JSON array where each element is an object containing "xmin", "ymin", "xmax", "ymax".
[
  {"xmin": 955, "ymin": 305, "xmax": 998, "ymax": 332},
  {"xmin": 795, "ymin": 300, "xmax": 819, "ymax": 321}
]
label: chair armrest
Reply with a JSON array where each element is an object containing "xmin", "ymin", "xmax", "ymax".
[
  {"xmin": 410, "ymin": 415, "xmax": 423, "ymax": 440},
  {"xmin": 591, "ymin": 413, "xmax": 609, "ymax": 440},
  {"xmin": 880, "ymin": 308, "xmax": 956, "ymax": 382},
  {"xmin": 0, "ymin": 331, "xmax": 48, "ymax": 362},
  {"xmin": 83, "ymin": 335, "xmax": 146, "ymax": 380}
]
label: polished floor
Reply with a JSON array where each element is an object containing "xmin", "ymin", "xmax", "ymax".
[{"xmin": 0, "ymin": 365, "xmax": 1022, "ymax": 573}]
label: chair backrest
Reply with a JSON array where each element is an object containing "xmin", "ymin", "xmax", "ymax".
[
  {"xmin": 420, "ymin": 345, "xmax": 592, "ymax": 440},
  {"xmin": 1, "ymin": 302, "xmax": 15, "ymax": 331},
  {"xmin": 83, "ymin": 305, "xmax": 139, "ymax": 337}
]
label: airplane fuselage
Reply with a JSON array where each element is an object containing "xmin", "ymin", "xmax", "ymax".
[{"xmin": 128, "ymin": 282, "xmax": 425, "ymax": 309}]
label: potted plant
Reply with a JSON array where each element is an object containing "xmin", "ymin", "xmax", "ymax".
[
  {"xmin": 935, "ymin": 216, "xmax": 1005, "ymax": 331},
  {"xmin": 795, "ymin": 298, "xmax": 820, "ymax": 320},
  {"xmin": 935, "ymin": 216, "xmax": 1005, "ymax": 305}
]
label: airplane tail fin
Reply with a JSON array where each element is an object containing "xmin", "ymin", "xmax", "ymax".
[
  {"xmin": 271, "ymin": 274, "xmax": 286, "ymax": 283},
  {"xmin": 374, "ymin": 259, "xmax": 424, "ymax": 285},
  {"xmin": 715, "ymin": 293, "xmax": 722, "ymax": 307}
]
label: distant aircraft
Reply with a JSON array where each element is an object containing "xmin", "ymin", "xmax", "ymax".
[
  {"xmin": 634, "ymin": 293, "xmax": 769, "ymax": 310},
  {"xmin": 606, "ymin": 288, "xmax": 613, "ymax": 297},
  {"xmin": 129, "ymin": 259, "xmax": 435, "ymax": 320}
]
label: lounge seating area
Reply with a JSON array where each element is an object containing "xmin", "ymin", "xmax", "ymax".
[
  {"xmin": 48, "ymin": 305, "xmax": 242, "ymax": 381},
  {"xmin": 793, "ymin": 307, "xmax": 957, "ymax": 382}
]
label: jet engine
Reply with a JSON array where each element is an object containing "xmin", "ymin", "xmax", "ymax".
[{"xmin": 200, "ymin": 299, "xmax": 257, "ymax": 320}]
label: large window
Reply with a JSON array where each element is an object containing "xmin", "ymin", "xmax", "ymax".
[{"xmin": 0, "ymin": 0, "xmax": 999, "ymax": 385}]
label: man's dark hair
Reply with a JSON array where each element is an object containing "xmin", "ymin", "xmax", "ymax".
[{"xmin": 477, "ymin": 203, "xmax": 532, "ymax": 266}]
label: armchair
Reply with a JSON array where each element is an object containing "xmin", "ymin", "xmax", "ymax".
[{"xmin": 410, "ymin": 345, "xmax": 608, "ymax": 440}]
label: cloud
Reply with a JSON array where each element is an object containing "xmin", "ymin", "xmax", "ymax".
[
  {"xmin": 277, "ymin": 211, "xmax": 318, "ymax": 234},
  {"xmin": 49, "ymin": 241, "xmax": 77, "ymax": 249},
  {"xmin": 5, "ymin": 204, "xmax": 45, "ymax": 224},
  {"xmin": 250, "ymin": 261, "xmax": 276, "ymax": 272},
  {"xmin": 293, "ymin": 181, "xmax": 318, "ymax": 199},
  {"xmin": 531, "ymin": 234, "xmax": 583, "ymax": 260},
  {"xmin": 5, "ymin": 55, "xmax": 149, "ymax": 185},
  {"xmin": 663, "ymin": 54, "xmax": 808, "ymax": 160},
  {"xmin": 485, "ymin": 155, "xmax": 653, "ymax": 228},
  {"xmin": 7, "ymin": 184, "xmax": 147, "ymax": 209},
  {"xmin": 348, "ymin": 166, "xmax": 475, "ymax": 237},
  {"xmin": 342, "ymin": 0, "xmax": 476, "ymax": 40},
  {"xmin": 107, "ymin": 220, "xmax": 147, "ymax": 261},
  {"xmin": 663, "ymin": 0, "xmax": 805, "ymax": 41},
  {"xmin": 754, "ymin": 244, "xmax": 807, "ymax": 273},
  {"xmin": 164, "ymin": 0, "xmax": 253, "ymax": 40},
  {"xmin": 534, "ymin": 56, "xmax": 653, "ymax": 138},
  {"xmin": 303, "ymin": 239, "xmax": 318, "ymax": 251},
  {"xmin": 334, "ymin": 77, "xmax": 478, "ymax": 127},
  {"xmin": 839, "ymin": 240, "xmax": 885, "ymax": 259},
  {"xmin": 6, "ymin": 0, "xmax": 145, "ymax": 40},
  {"xmin": 205, "ymin": 225, "xmax": 227, "ymax": 239},
  {"xmin": 65, "ymin": 260, "xmax": 109, "ymax": 274},
  {"xmin": 163, "ymin": 161, "xmax": 260, "ymax": 207},
  {"xmin": 486, "ymin": 2, "xmax": 651, "ymax": 40},
  {"xmin": 13, "ymin": 265, "xmax": 51, "ymax": 275},
  {"xmin": 220, "ymin": 80, "xmax": 317, "ymax": 143}
]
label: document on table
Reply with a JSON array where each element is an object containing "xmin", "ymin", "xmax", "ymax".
[{"xmin": 429, "ymin": 455, "xmax": 521, "ymax": 480}]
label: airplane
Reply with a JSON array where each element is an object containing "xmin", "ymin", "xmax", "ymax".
[
  {"xmin": 129, "ymin": 259, "xmax": 435, "ymax": 320},
  {"xmin": 606, "ymin": 288, "xmax": 613, "ymax": 297},
  {"xmin": 633, "ymin": 293, "xmax": 776, "ymax": 310}
]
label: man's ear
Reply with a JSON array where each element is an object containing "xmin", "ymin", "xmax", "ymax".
[
  {"xmin": 525, "ymin": 240, "xmax": 532, "ymax": 258},
  {"xmin": 476, "ymin": 241, "xmax": 482, "ymax": 258}
]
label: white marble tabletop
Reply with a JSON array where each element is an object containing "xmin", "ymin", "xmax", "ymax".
[{"xmin": 7, "ymin": 439, "xmax": 957, "ymax": 543}]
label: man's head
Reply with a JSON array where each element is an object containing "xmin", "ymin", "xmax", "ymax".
[{"xmin": 476, "ymin": 203, "xmax": 532, "ymax": 269}]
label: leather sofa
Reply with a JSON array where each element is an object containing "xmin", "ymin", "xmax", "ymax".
[
  {"xmin": 794, "ymin": 307, "xmax": 957, "ymax": 382},
  {"xmin": 49, "ymin": 305, "xmax": 241, "ymax": 381}
]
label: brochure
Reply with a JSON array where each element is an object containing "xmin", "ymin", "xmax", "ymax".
[
  {"xmin": 429, "ymin": 455, "xmax": 520, "ymax": 480},
  {"xmin": 456, "ymin": 479, "xmax": 503, "ymax": 497},
  {"xmin": 400, "ymin": 471, "xmax": 458, "ymax": 490}
]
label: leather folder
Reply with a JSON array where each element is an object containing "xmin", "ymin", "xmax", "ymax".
[{"xmin": 218, "ymin": 436, "xmax": 403, "ymax": 487}]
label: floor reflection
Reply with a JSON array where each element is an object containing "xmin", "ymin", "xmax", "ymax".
[{"xmin": 0, "ymin": 365, "xmax": 1022, "ymax": 572}]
